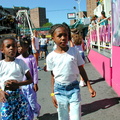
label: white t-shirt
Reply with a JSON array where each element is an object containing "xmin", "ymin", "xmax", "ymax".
[
  {"xmin": 46, "ymin": 47, "xmax": 85, "ymax": 84},
  {"xmin": 32, "ymin": 36, "xmax": 39, "ymax": 50},
  {"xmin": 0, "ymin": 58, "xmax": 29, "ymax": 90},
  {"xmin": 39, "ymin": 38, "xmax": 47, "ymax": 45},
  {"xmin": 0, "ymin": 51, "xmax": 2, "ymax": 60},
  {"xmin": 74, "ymin": 45, "xmax": 83, "ymax": 53}
]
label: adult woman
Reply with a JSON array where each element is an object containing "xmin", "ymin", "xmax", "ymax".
[{"xmin": 98, "ymin": 11, "xmax": 108, "ymax": 26}]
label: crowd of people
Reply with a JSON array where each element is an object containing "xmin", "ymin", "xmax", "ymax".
[
  {"xmin": 0, "ymin": 22, "xmax": 96, "ymax": 120},
  {"xmin": 88, "ymin": 11, "xmax": 110, "ymax": 31}
]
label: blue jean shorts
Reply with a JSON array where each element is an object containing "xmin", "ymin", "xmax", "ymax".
[{"xmin": 54, "ymin": 80, "xmax": 81, "ymax": 120}]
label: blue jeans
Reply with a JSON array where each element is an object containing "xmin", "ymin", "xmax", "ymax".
[{"xmin": 54, "ymin": 80, "xmax": 81, "ymax": 120}]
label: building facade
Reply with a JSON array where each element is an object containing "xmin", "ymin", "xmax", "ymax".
[
  {"xmin": 86, "ymin": 0, "xmax": 97, "ymax": 17},
  {"xmin": 30, "ymin": 7, "xmax": 49, "ymax": 28}
]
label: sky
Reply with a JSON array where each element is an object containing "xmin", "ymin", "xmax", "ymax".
[{"xmin": 0, "ymin": 0, "xmax": 86, "ymax": 25}]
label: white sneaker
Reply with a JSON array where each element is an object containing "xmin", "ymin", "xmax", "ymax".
[
  {"xmin": 79, "ymin": 80, "xmax": 85, "ymax": 87},
  {"xmin": 34, "ymin": 116, "xmax": 39, "ymax": 120}
]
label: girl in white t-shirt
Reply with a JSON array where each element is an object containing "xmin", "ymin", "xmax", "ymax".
[
  {"xmin": 0, "ymin": 37, "xmax": 33, "ymax": 119},
  {"xmin": 46, "ymin": 24, "xmax": 96, "ymax": 120}
]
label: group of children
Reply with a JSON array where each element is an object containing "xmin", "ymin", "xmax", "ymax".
[
  {"xmin": 0, "ymin": 36, "xmax": 40, "ymax": 120},
  {"xmin": 0, "ymin": 23, "xmax": 96, "ymax": 120}
]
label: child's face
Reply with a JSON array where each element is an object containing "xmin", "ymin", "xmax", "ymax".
[
  {"xmin": 34, "ymin": 31, "xmax": 38, "ymax": 36},
  {"xmin": 17, "ymin": 43, "xmax": 29, "ymax": 54},
  {"xmin": 52, "ymin": 27, "xmax": 68, "ymax": 48},
  {"xmin": 17, "ymin": 42, "xmax": 22, "ymax": 54},
  {"xmin": 2, "ymin": 39, "xmax": 17, "ymax": 58}
]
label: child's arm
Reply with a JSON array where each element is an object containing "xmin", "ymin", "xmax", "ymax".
[
  {"xmin": 17, "ymin": 71, "xmax": 33, "ymax": 86},
  {"xmin": 5, "ymin": 71, "xmax": 33, "ymax": 89},
  {"xmin": 0, "ymin": 90, "xmax": 9, "ymax": 103},
  {"xmin": 78, "ymin": 65, "xmax": 96, "ymax": 97},
  {"xmin": 33, "ymin": 84, "xmax": 38, "ymax": 92},
  {"xmin": 31, "ymin": 56, "xmax": 39, "ymax": 92},
  {"xmin": 51, "ymin": 71, "xmax": 58, "ymax": 108},
  {"xmin": 31, "ymin": 37, "xmax": 37, "ymax": 51}
]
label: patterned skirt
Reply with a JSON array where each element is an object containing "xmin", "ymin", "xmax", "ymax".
[{"xmin": 1, "ymin": 89, "xmax": 29, "ymax": 120}]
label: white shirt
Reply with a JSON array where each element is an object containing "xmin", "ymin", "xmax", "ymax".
[
  {"xmin": 74, "ymin": 45, "xmax": 83, "ymax": 53},
  {"xmin": 0, "ymin": 51, "xmax": 2, "ymax": 60},
  {"xmin": 32, "ymin": 36, "xmax": 39, "ymax": 50},
  {"xmin": 0, "ymin": 58, "xmax": 29, "ymax": 90},
  {"xmin": 46, "ymin": 47, "xmax": 85, "ymax": 84},
  {"xmin": 39, "ymin": 38, "xmax": 47, "ymax": 45}
]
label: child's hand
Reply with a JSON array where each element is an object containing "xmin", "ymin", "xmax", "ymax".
[
  {"xmin": 43, "ymin": 65, "xmax": 47, "ymax": 72},
  {"xmin": 0, "ymin": 91, "xmax": 8, "ymax": 103},
  {"xmin": 33, "ymin": 84, "xmax": 38, "ymax": 92},
  {"xmin": 5, "ymin": 80, "xmax": 19, "ymax": 90},
  {"xmin": 89, "ymin": 88, "xmax": 96, "ymax": 97}
]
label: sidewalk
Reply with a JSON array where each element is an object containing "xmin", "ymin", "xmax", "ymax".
[
  {"xmin": 38, "ymin": 46, "xmax": 120, "ymax": 120},
  {"xmin": 81, "ymin": 62, "xmax": 120, "ymax": 120}
]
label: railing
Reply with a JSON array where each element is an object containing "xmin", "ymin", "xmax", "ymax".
[{"xmin": 86, "ymin": 17, "xmax": 112, "ymax": 55}]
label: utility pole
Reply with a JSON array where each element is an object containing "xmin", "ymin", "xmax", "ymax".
[
  {"xmin": 74, "ymin": 0, "xmax": 81, "ymax": 19},
  {"xmin": 16, "ymin": 10, "xmax": 33, "ymax": 36}
]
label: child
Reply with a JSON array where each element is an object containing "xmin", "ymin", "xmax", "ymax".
[
  {"xmin": 31, "ymin": 30, "xmax": 41, "ymax": 71},
  {"xmin": 71, "ymin": 33, "xmax": 86, "ymax": 87},
  {"xmin": 39, "ymin": 34, "xmax": 48, "ymax": 59},
  {"xmin": 46, "ymin": 24, "xmax": 96, "ymax": 120},
  {"xmin": 17, "ymin": 36, "xmax": 41, "ymax": 120},
  {"xmin": 0, "ymin": 37, "xmax": 33, "ymax": 119}
]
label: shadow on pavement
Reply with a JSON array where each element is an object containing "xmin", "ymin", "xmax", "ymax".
[
  {"xmin": 38, "ymin": 113, "xmax": 58, "ymax": 120},
  {"xmin": 81, "ymin": 97, "xmax": 120, "ymax": 116},
  {"xmin": 89, "ymin": 77, "xmax": 105, "ymax": 85}
]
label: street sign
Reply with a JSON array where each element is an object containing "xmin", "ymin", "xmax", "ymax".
[{"xmin": 67, "ymin": 13, "xmax": 76, "ymax": 19}]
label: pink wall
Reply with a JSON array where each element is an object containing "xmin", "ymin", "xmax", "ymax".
[
  {"xmin": 88, "ymin": 50, "xmax": 112, "ymax": 86},
  {"xmin": 112, "ymin": 46, "xmax": 120, "ymax": 96}
]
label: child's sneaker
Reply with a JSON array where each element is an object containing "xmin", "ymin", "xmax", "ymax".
[
  {"xmin": 34, "ymin": 115, "xmax": 40, "ymax": 120},
  {"xmin": 37, "ymin": 66, "xmax": 43, "ymax": 71},
  {"xmin": 79, "ymin": 80, "xmax": 85, "ymax": 87},
  {"xmin": 34, "ymin": 117, "xmax": 39, "ymax": 120}
]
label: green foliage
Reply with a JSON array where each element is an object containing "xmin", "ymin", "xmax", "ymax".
[{"xmin": 42, "ymin": 22, "xmax": 53, "ymax": 27}]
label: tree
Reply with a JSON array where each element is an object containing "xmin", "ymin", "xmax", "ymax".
[{"xmin": 42, "ymin": 22, "xmax": 53, "ymax": 27}]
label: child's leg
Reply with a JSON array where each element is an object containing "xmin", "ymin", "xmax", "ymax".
[
  {"xmin": 69, "ymin": 81, "xmax": 81, "ymax": 120},
  {"xmin": 22, "ymin": 84, "xmax": 41, "ymax": 118},
  {"xmin": 69, "ymin": 101, "xmax": 81, "ymax": 120},
  {"xmin": 54, "ymin": 83, "xmax": 69, "ymax": 120},
  {"xmin": 56, "ymin": 97, "xmax": 69, "ymax": 120}
]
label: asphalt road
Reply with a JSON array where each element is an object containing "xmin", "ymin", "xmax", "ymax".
[
  {"xmin": 37, "ymin": 45, "xmax": 120, "ymax": 120},
  {"xmin": 0, "ymin": 45, "xmax": 119, "ymax": 120}
]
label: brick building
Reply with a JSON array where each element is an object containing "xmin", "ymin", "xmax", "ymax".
[
  {"xmin": 86, "ymin": 0, "xmax": 97, "ymax": 17},
  {"xmin": 30, "ymin": 7, "xmax": 49, "ymax": 28}
]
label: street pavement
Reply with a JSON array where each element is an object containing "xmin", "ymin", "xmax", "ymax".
[{"xmin": 37, "ymin": 45, "xmax": 120, "ymax": 120}]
